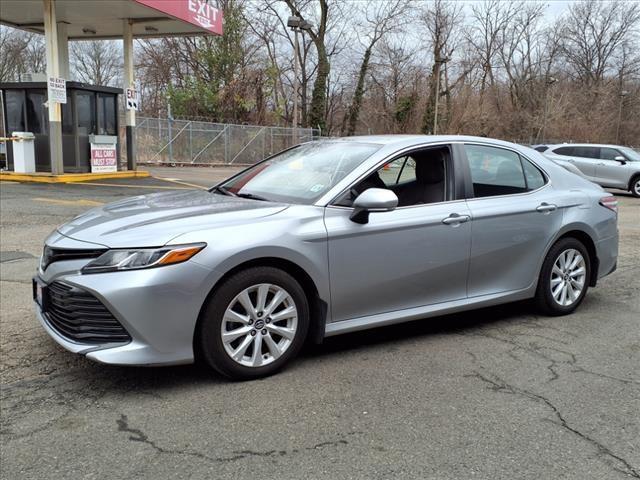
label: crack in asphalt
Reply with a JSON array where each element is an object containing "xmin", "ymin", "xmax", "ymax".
[
  {"xmin": 466, "ymin": 370, "xmax": 640, "ymax": 479},
  {"xmin": 461, "ymin": 328, "xmax": 639, "ymax": 386},
  {"xmin": 116, "ymin": 414, "xmax": 359, "ymax": 465}
]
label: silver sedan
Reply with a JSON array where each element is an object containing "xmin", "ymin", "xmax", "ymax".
[{"xmin": 34, "ymin": 136, "xmax": 619, "ymax": 379}]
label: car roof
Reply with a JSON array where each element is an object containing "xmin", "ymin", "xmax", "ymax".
[
  {"xmin": 313, "ymin": 134, "xmax": 524, "ymax": 149},
  {"xmin": 547, "ymin": 143, "xmax": 627, "ymax": 149}
]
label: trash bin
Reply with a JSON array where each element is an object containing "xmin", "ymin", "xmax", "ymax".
[{"xmin": 11, "ymin": 132, "xmax": 36, "ymax": 173}]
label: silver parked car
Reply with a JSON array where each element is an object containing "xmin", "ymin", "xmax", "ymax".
[
  {"xmin": 543, "ymin": 143, "xmax": 640, "ymax": 197},
  {"xmin": 34, "ymin": 136, "xmax": 619, "ymax": 379}
]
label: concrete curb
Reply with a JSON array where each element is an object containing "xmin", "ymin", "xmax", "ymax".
[{"xmin": 0, "ymin": 170, "xmax": 151, "ymax": 183}]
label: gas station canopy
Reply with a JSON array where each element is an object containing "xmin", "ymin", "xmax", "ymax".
[{"xmin": 0, "ymin": 0, "xmax": 223, "ymax": 39}]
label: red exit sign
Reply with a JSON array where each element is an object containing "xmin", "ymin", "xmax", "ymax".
[{"xmin": 134, "ymin": 0, "xmax": 223, "ymax": 35}]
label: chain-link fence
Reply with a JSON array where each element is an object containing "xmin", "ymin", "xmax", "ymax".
[{"xmin": 124, "ymin": 117, "xmax": 320, "ymax": 166}]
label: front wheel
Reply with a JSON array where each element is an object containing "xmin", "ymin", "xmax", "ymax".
[
  {"xmin": 535, "ymin": 238, "xmax": 591, "ymax": 316},
  {"xmin": 199, "ymin": 267, "xmax": 309, "ymax": 380}
]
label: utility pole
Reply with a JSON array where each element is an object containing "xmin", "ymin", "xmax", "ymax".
[
  {"xmin": 287, "ymin": 16, "xmax": 313, "ymax": 144},
  {"xmin": 616, "ymin": 90, "xmax": 629, "ymax": 144},
  {"xmin": 433, "ymin": 57, "xmax": 449, "ymax": 135},
  {"xmin": 541, "ymin": 76, "xmax": 557, "ymax": 143}
]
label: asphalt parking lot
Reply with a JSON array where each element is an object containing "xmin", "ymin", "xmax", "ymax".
[{"xmin": 1, "ymin": 170, "xmax": 638, "ymax": 480}]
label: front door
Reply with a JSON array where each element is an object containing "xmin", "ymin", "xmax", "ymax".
[
  {"xmin": 595, "ymin": 147, "xmax": 629, "ymax": 189},
  {"xmin": 324, "ymin": 146, "xmax": 471, "ymax": 323}
]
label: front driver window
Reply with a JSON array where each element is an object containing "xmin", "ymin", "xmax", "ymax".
[
  {"xmin": 600, "ymin": 148, "xmax": 621, "ymax": 160},
  {"xmin": 336, "ymin": 147, "xmax": 449, "ymax": 207}
]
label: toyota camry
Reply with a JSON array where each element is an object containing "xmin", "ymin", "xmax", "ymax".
[{"xmin": 34, "ymin": 136, "xmax": 619, "ymax": 379}]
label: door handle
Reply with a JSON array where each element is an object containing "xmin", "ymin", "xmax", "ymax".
[
  {"xmin": 442, "ymin": 213, "xmax": 470, "ymax": 225},
  {"xmin": 536, "ymin": 202, "xmax": 557, "ymax": 213}
]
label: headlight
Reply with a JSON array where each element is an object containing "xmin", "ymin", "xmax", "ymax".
[{"xmin": 81, "ymin": 243, "xmax": 206, "ymax": 274}]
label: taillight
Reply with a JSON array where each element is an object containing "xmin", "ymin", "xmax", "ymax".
[{"xmin": 599, "ymin": 196, "xmax": 618, "ymax": 214}]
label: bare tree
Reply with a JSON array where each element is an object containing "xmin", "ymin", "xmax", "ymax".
[
  {"xmin": 71, "ymin": 40, "xmax": 122, "ymax": 86},
  {"xmin": 284, "ymin": 0, "xmax": 332, "ymax": 131},
  {"xmin": 421, "ymin": 0, "xmax": 463, "ymax": 134},
  {"xmin": 0, "ymin": 27, "xmax": 46, "ymax": 81},
  {"xmin": 562, "ymin": 0, "xmax": 640, "ymax": 86},
  {"xmin": 342, "ymin": 0, "xmax": 412, "ymax": 136},
  {"xmin": 466, "ymin": 0, "xmax": 519, "ymax": 120}
]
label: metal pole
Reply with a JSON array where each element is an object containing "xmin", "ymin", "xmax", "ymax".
[
  {"xmin": 43, "ymin": 0, "xmax": 64, "ymax": 174},
  {"xmin": 616, "ymin": 92, "xmax": 627, "ymax": 144},
  {"xmin": 433, "ymin": 65, "xmax": 441, "ymax": 135},
  {"xmin": 189, "ymin": 121, "xmax": 193, "ymax": 162},
  {"xmin": 123, "ymin": 19, "xmax": 136, "ymax": 170},
  {"xmin": 292, "ymin": 28, "xmax": 299, "ymax": 143},
  {"xmin": 224, "ymin": 126, "xmax": 229, "ymax": 164},
  {"xmin": 167, "ymin": 99, "xmax": 173, "ymax": 163},
  {"xmin": 541, "ymin": 77, "xmax": 556, "ymax": 144}
]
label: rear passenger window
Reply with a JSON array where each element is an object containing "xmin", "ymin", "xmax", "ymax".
[
  {"xmin": 522, "ymin": 158, "xmax": 546, "ymax": 190},
  {"xmin": 574, "ymin": 146, "xmax": 599, "ymax": 159},
  {"xmin": 465, "ymin": 145, "xmax": 546, "ymax": 197},
  {"xmin": 465, "ymin": 145, "xmax": 526, "ymax": 197},
  {"xmin": 554, "ymin": 147, "xmax": 574, "ymax": 156}
]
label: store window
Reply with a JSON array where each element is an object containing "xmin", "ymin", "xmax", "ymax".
[
  {"xmin": 98, "ymin": 94, "xmax": 117, "ymax": 135},
  {"xmin": 26, "ymin": 91, "xmax": 47, "ymax": 134},
  {"xmin": 5, "ymin": 90, "xmax": 25, "ymax": 133},
  {"xmin": 76, "ymin": 92, "xmax": 96, "ymax": 135}
]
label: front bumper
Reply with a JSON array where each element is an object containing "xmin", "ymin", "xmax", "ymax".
[{"xmin": 35, "ymin": 253, "xmax": 221, "ymax": 366}]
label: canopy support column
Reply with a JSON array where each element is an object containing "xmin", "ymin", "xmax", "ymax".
[
  {"xmin": 57, "ymin": 21, "xmax": 69, "ymax": 79},
  {"xmin": 123, "ymin": 18, "xmax": 136, "ymax": 170},
  {"xmin": 43, "ymin": 0, "xmax": 64, "ymax": 174}
]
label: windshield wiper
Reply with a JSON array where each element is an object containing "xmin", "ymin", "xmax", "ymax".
[
  {"xmin": 212, "ymin": 185, "xmax": 236, "ymax": 196},
  {"xmin": 236, "ymin": 192, "xmax": 270, "ymax": 201}
]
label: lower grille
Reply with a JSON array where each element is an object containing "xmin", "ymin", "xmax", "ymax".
[{"xmin": 44, "ymin": 281, "xmax": 131, "ymax": 344}]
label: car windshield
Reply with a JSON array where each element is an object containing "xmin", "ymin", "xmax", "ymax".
[
  {"xmin": 619, "ymin": 147, "xmax": 640, "ymax": 161},
  {"xmin": 218, "ymin": 141, "xmax": 381, "ymax": 204}
]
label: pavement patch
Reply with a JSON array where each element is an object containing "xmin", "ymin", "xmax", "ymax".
[
  {"xmin": 0, "ymin": 251, "xmax": 35, "ymax": 263},
  {"xmin": 33, "ymin": 197, "xmax": 104, "ymax": 206}
]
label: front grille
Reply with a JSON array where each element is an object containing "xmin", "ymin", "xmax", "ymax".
[
  {"xmin": 42, "ymin": 246, "xmax": 106, "ymax": 271},
  {"xmin": 44, "ymin": 281, "xmax": 131, "ymax": 344}
]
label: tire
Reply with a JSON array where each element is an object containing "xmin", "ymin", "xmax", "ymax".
[
  {"xmin": 630, "ymin": 175, "xmax": 640, "ymax": 198},
  {"xmin": 535, "ymin": 238, "xmax": 591, "ymax": 316},
  {"xmin": 199, "ymin": 266, "xmax": 309, "ymax": 380}
]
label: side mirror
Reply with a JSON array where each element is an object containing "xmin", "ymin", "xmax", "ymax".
[
  {"xmin": 614, "ymin": 156, "xmax": 627, "ymax": 164},
  {"xmin": 350, "ymin": 188, "xmax": 398, "ymax": 224}
]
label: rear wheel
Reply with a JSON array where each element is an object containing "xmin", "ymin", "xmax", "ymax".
[
  {"xmin": 199, "ymin": 267, "xmax": 309, "ymax": 380},
  {"xmin": 630, "ymin": 175, "xmax": 640, "ymax": 198},
  {"xmin": 535, "ymin": 238, "xmax": 591, "ymax": 316}
]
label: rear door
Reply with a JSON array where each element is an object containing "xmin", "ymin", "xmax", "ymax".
[
  {"xmin": 551, "ymin": 146, "xmax": 597, "ymax": 179},
  {"xmin": 462, "ymin": 144, "xmax": 563, "ymax": 297},
  {"xmin": 570, "ymin": 146, "xmax": 599, "ymax": 179}
]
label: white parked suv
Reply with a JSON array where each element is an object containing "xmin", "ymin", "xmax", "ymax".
[{"xmin": 544, "ymin": 144, "xmax": 640, "ymax": 197}]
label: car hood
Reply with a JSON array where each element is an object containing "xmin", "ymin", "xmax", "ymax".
[{"xmin": 57, "ymin": 190, "xmax": 289, "ymax": 248}]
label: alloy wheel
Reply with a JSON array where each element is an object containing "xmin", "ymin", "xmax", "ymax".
[
  {"xmin": 221, "ymin": 283, "xmax": 298, "ymax": 367},
  {"xmin": 634, "ymin": 179, "xmax": 640, "ymax": 196},
  {"xmin": 550, "ymin": 248, "xmax": 586, "ymax": 306}
]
